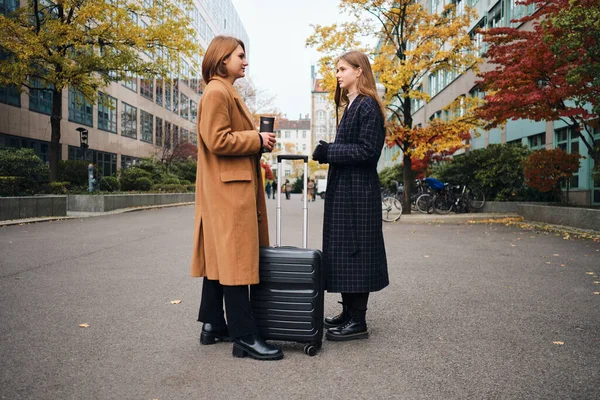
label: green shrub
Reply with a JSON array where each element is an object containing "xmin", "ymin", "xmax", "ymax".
[
  {"xmin": 137, "ymin": 159, "xmax": 168, "ymax": 183},
  {"xmin": 378, "ymin": 164, "xmax": 403, "ymax": 192},
  {"xmin": 152, "ymin": 183, "xmax": 187, "ymax": 193},
  {"xmin": 98, "ymin": 176, "xmax": 120, "ymax": 192},
  {"xmin": 57, "ymin": 160, "xmax": 90, "ymax": 187},
  {"xmin": 162, "ymin": 177, "xmax": 181, "ymax": 185},
  {"xmin": 0, "ymin": 176, "xmax": 23, "ymax": 197},
  {"xmin": 180, "ymin": 179, "xmax": 192, "ymax": 186},
  {"xmin": 186, "ymin": 184, "xmax": 195, "ymax": 192},
  {"xmin": 48, "ymin": 181, "xmax": 70, "ymax": 194},
  {"xmin": 170, "ymin": 159, "xmax": 197, "ymax": 182},
  {"xmin": 119, "ymin": 167, "xmax": 153, "ymax": 191},
  {"xmin": 134, "ymin": 177, "xmax": 153, "ymax": 191},
  {"xmin": 432, "ymin": 144, "xmax": 535, "ymax": 201},
  {"xmin": 0, "ymin": 148, "xmax": 48, "ymax": 195}
]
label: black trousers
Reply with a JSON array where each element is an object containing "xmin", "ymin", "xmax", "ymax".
[
  {"xmin": 197, "ymin": 278, "xmax": 259, "ymax": 340},
  {"xmin": 341, "ymin": 292, "xmax": 369, "ymax": 311}
]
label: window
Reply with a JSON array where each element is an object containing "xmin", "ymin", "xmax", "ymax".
[
  {"xmin": 156, "ymin": 117, "xmax": 163, "ymax": 147},
  {"xmin": 181, "ymin": 128, "xmax": 188, "ymax": 144},
  {"xmin": 303, "ymin": 144, "xmax": 307, "ymax": 151},
  {"xmin": 555, "ymin": 128, "xmax": 581, "ymax": 188},
  {"xmin": 180, "ymin": 92, "xmax": 189, "ymax": 119},
  {"xmin": 68, "ymin": 87, "xmax": 93, "ymax": 126},
  {"xmin": 173, "ymin": 125, "xmax": 179, "ymax": 144},
  {"xmin": 122, "ymin": 73, "xmax": 137, "ymax": 92},
  {"xmin": 1, "ymin": 0, "xmax": 19, "ymax": 15},
  {"xmin": 96, "ymin": 151, "xmax": 117, "ymax": 177},
  {"xmin": 98, "ymin": 92, "xmax": 117, "ymax": 133},
  {"xmin": 140, "ymin": 78, "xmax": 154, "ymax": 100},
  {"xmin": 0, "ymin": 83, "xmax": 20, "ymax": 107},
  {"xmin": 29, "ymin": 77, "xmax": 53, "ymax": 115},
  {"xmin": 165, "ymin": 80, "xmax": 172, "ymax": 111},
  {"xmin": 317, "ymin": 110, "xmax": 326, "ymax": 120},
  {"xmin": 284, "ymin": 131, "xmax": 290, "ymax": 139},
  {"xmin": 488, "ymin": 1, "xmax": 505, "ymax": 29},
  {"xmin": 528, "ymin": 133, "xmax": 545, "ymax": 150},
  {"xmin": 121, "ymin": 154, "xmax": 140, "ymax": 170},
  {"xmin": 199, "ymin": 14, "xmax": 207, "ymax": 39},
  {"xmin": 121, "ymin": 102, "xmax": 137, "ymax": 139},
  {"xmin": 156, "ymin": 79, "xmax": 163, "ymax": 106},
  {"xmin": 181, "ymin": 60, "xmax": 189, "ymax": 86},
  {"xmin": 284, "ymin": 169, "xmax": 291, "ymax": 177},
  {"xmin": 141, "ymin": 110, "xmax": 153, "ymax": 143},
  {"xmin": 190, "ymin": 69, "xmax": 199, "ymax": 92},
  {"xmin": 164, "ymin": 121, "xmax": 172, "ymax": 148},
  {"xmin": 173, "ymin": 83, "xmax": 179, "ymax": 114},
  {"xmin": 190, "ymin": 132, "xmax": 197, "ymax": 145},
  {"xmin": 190, "ymin": 100, "xmax": 197, "ymax": 123},
  {"xmin": 302, "ymin": 131, "xmax": 306, "ymax": 138}
]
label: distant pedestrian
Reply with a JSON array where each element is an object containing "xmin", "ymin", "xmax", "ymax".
[
  {"xmin": 312, "ymin": 50, "xmax": 389, "ymax": 342},
  {"xmin": 191, "ymin": 35, "xmax": 282, "ymax": 361},
  {"xmin": 285, "ymin": 180, "xmax": 292, "ymax": 200},
  {"xmin": 307, "ymin": 179, "xmax": 315, "ymax": 202},
  {"xmin": 272, "ymin": 178, "xmax": 277, "ymax": 199},
  {"xmin": 265, "ymin": 181, "xmax": 272, "ymax": 199}
]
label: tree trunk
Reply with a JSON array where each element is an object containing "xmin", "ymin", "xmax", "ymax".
[
  {"xmin": 403, "ymin": 152, "xmax": 412, "ymax": 214},
  {"xmin": 48, "ymin": 88, "xmax": 62, "ymax": 182}
]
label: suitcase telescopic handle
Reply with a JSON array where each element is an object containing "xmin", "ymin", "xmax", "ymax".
[{"xmin": 276, "ymin": 155, "xmax": 309, "ymax": 248}]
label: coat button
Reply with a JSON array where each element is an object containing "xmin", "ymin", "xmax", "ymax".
[{"xmin": 257, "ymin": 211, "xmax": 262, "ymax": 222}]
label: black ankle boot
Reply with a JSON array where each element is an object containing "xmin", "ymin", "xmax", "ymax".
[
  {"xmin": 200, "ymin": 323, "xmax": 231, "ymax": 345},
  {"xmin": 232, "ymin": 334, "xmax": 284, "ymax": 361},
  {"xmin": 324, "ymin": 301, "xmax": 349, "ymax": 328},
  {"xmin": 325, "ymin": 308, "xmax": 368, "ymax": 341}
]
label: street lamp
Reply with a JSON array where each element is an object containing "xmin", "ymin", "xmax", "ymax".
[{"xmin": 76, "ymin": 127, "xmax": 94, "ymax": 192}]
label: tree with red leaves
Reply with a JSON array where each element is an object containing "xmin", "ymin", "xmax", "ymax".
[
  {"xmin": 522, "ymin": 148, "xmax": 582, "ymax": 202},
  {"xmin": 477, "ymin": 0, "xmax": 599, "ymax": 165}
]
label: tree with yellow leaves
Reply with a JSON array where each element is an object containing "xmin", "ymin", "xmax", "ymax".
[
  {"xmin": 0, "ymin": 0, "xmax": 200, "ymax": 181},
  {"xmin": 307, "ymin": 0, "xmax": 483, "ymax": 211}
]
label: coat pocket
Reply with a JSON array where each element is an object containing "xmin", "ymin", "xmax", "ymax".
[{"xmin": 221, "ymin": 170, "xmax": 252, "ymax": 182}]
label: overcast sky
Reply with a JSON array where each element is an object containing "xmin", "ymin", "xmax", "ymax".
[{"xmin": 230, "ymin": 0, "xmax": 345, "ymax": 120}]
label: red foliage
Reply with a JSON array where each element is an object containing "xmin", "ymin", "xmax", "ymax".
[
  {"xmin": 261, "ymin": 161, "xmax": 274, "ymax": 180},
  {"xmin": 522, "ymin": 148, "xmax": 582, "ymax": 192},
  {"xmin": 172, "ymin": 143, "xmax": 198, "ymax": 161}
]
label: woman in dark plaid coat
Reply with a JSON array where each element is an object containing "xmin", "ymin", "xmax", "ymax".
[{"xmin": 312, "ymin": 50, "xmax": 389, "ymax": 341}]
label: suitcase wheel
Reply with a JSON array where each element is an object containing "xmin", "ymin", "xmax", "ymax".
[{"xmin": 304, "ymin": 344, "xmax": 318, "ymax": 357}]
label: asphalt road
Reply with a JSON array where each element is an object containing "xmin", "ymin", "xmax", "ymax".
[{"xmin": 1, "ymin": 195, "xmax": 599, "ymax": 399}]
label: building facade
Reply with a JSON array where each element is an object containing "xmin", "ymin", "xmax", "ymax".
[
  {"xmin": 273, "ymin": 118, "xmax": 312, "ymax": 179},
  {"xmin": 0, "ymin": 0, "xmax": 249, "ymax": 175},
  {"xmin": 411, "ymin": 0, "xmax": 599, "ymax": 204}
]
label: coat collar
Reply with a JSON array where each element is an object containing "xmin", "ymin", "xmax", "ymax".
[{"xmin": 210, "ymin": 76, "xmax": 255, "ymax": 129}]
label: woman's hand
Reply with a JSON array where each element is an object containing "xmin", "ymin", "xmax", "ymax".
[
  {"xmin": 312, "ymin": 140, "xmax": 329, "ymax": 163},
  {"xmin": 260, "ymin": 132, "xmax": 277, "ymax": 151}
]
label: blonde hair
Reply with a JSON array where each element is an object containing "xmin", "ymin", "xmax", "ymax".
[
  {"xmin": 202, "ymin": 36, "xmax": 245, "ymax": 83},
  {"xmin": 334, "ymin": 51, "xmax": 386, "ymax": 124}
]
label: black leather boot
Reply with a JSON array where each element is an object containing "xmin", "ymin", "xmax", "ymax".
[
  {"xmin": 325, "ymin": 308, "xmax": 368, "ymax": 341},
  {"xmin": 324, "ymin": 301, "xmax": 349, "ymax": 328},
  {"xmin": 200, "ymin": 323, "xmax": 231, "ymax": 345},
  {"xmin": 232, "ymin": 334, "xmax": 284, "ymax": 360}
]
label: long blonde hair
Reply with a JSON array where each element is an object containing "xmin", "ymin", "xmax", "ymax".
[{"xmin": 334, "ymin": 51, "xmax": 386, "ymax": 125}]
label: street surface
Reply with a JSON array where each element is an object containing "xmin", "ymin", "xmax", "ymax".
[{"xmin": 1, "ymin": 195, "xmax": 599, "ymax": 399}]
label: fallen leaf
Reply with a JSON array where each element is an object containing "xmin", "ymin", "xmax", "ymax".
[
  {"xmin": 594, "ymin": 281, "xmax": 600, "ymax": 285},
  {"xmin": 560, "ymin": 264, "xmax": 566, "ymax": 267},
  {"xmin": 553, "ymin": 254, "xmax": 560, "ymax": 257},
  {"xmin": 79, "ymin": 323, "xmax": 90, "ymax": 328},
  {"xmin": 510, "ymin": 244, "xmax": 516, "ymax": 247},
  {"xmin": 586, "ymin": 272, "xmax": 595, "ymax": 275},
  {"xmin": 170, "ymin": 300, "xmax": 182, "ymax": 304},
  {"xmin": 593, "ymin": 292, "xmax": 600, "ymax": 295},
  {"xmin": 424, "ymin": 255, "xmax": 430, "ymax": 258},
  {"xmin": 545, "ymin": 262, "xmax": 551, "ymax": 264},
  {"xmin": 552, "ymin": 341, "xmax": 564, "ymax": 345}
]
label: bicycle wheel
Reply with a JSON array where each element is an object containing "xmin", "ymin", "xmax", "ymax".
[
  {"xmin": 415, "ymin": 193, "xmax": 433, "ymax": 214},
  {"xmin": 466, "ymin": 188, "xmax": 485, "ymax": 210},
  {"xmin": 432, "ymin": 192, "xmax": 453, "ymax": 214},
  {"xmin": 382, "ymin": 196, "xmax": 402, "ymax": 222}
]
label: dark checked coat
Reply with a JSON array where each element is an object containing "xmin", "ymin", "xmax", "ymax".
[{"xmin": 322, "ymin": 95, "xmax": 389, "ymax": 293}]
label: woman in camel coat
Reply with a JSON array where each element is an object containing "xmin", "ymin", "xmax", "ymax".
[{"xmin": 190, "ymin": 36, "xmax": 283, "ymax": 361}]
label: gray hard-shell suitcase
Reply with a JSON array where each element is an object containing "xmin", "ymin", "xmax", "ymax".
[{"xmin": 252, "ymin": 155, "xmax": 325, "ymax": 356}]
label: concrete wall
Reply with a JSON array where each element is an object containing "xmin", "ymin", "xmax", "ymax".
[
  {"xmin": 0, "ymin": 196, "xmax": 67, "ymax": 220},
  {"xmin": 68, "ymin": 193, "xmax": 194, "ymax": 212},
  {"xmin": 517, "ymin": 204, "xmax": 600, "ymax": 231}
]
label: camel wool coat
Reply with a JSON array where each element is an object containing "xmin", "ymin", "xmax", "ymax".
[{"xmin": 190, "ymin": 76, "xmax": 269, "ymax": 285}]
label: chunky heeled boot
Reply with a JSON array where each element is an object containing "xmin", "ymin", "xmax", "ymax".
[
  {"xmin": 232, "ymin": 334, "xmax": 284, "ymax": 361},
  {"xmin": 324, "ymin": 301, "xmax": 350, "ymax": 328},
  {"xmin": 200, "ymin": 323, "xmax": 231, "ymax": 345},
  {"xmin": 325, "ymin": 308, "xmax": 368, "ymax": 341}
]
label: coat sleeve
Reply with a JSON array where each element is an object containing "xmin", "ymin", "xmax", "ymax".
[
  {"xmin": 326, "ymin": 99, "xmax": 384, "ymax": 165},
  {"xmin": 199, "ymin": 88, "xmax": 261, "ymax": 156}
]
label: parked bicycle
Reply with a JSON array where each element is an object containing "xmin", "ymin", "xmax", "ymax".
[
  {"xmin": 381, "ymin": 181, "xmax": 403, "ymax": 222},
  {"xmin": 431, "ymin": 183, "xmax": 485, "ymax": 214}
]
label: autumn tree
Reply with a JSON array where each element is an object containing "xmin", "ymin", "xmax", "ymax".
[
  {"xmin": 522, "ymin": 148, "xmax": 582, "ymax": 202},
  {"xmin": 477, "ymin": 0, "xmax": 599, "ymax": 167},
  {"xmin": 0, "ymin": 0, "xmax": 200, "ymax": 181},
  {"xmin": 307, "ymin": 0, "xmax": 482, "ymax": 212}
]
